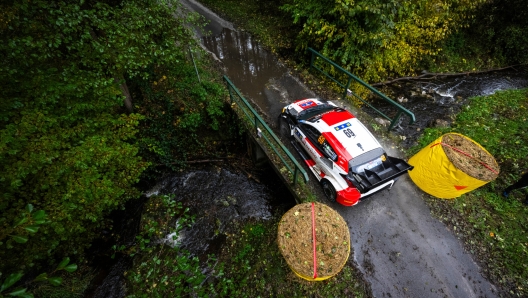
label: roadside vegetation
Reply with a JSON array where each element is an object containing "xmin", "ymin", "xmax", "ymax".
[
  {"xmin": 409, "ymin": 88, "xmax": 528, "ymax": 296},
  {"xmin": 200, "ymin": 0, "xmax": 527, "ymax": 81},
  {"xmin": 198, "ymin": 0, "xmax": 528, "ymax": 296},
  {"xmin": 0, "ymin": 0, "xmax": 238, "ymax": 296},
  {"xmin": 123, "ymin": 194, "xmax": 371, "ymax": 297}
]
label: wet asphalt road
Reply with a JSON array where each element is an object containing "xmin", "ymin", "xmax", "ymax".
[{"xmin": 181, "ymin": 1, "xmax": 498, "ymax": 297}]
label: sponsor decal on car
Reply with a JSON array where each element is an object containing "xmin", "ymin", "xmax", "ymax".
[
  {"xmin": 334, "ymin": 122, "xmax": 352, "ymax": 131},
  {"xmin": 296, "ymin": 99, "xmax": 317, "ymax": 110},
  {"xmin": 281, "ymin": 98, "xmax": 413, "ymax": 207}
]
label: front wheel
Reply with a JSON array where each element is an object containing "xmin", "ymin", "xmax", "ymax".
[
  {"xmin": 279, "ymin": 116, "xmax": 292, "ymax": 140},
  {"xmin": 321, "ymin": 179, "xmax": 337, "ymax": 202}
]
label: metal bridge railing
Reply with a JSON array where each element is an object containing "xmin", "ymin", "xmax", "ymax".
[
  {"xmin": 307, "ymin": 47, "xmax": 416, "ymax": 130},
  {"xmin": 223, "ymin": 76, "xmax": 309, "ymax": 185}
]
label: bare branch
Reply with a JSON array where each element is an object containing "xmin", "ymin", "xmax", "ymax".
[{"xmin": 372, "ymin": 65, "xmax": 524, "ymax": 87}]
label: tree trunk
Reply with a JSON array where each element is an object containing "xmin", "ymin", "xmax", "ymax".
[
  {"xmin": 372, "ymin": 64, "xmax": 521, "ymax": 87},
  {"xmin": 115, "ymin": 74, "xmax": 133, "ymax": 113}
]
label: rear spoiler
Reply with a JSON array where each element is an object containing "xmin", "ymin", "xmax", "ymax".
[{"xmin": 349, "ymin": 156, "xmax": 413, "ymax": 193}]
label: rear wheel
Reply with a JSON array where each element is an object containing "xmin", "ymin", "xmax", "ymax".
[{"xmin": 321, "ymin": 180, "xmax": 337, "ymax": 202}]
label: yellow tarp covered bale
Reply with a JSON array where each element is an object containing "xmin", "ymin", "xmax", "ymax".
[
  {"xmin": 409, "ymin": 133, "xmax": 500, "ymax": 199},
  {"xmin": 277, "ymin": 202, "xmax": 350, "ymax": 281}
]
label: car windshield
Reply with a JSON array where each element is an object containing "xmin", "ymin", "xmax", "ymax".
[
  {"xmin": 348, "ymin": 147, "xmax": 385, "ymax": 173},
  {"xmin": 296, "ymin": 103, "xmax": 336, "ymax": 121}
]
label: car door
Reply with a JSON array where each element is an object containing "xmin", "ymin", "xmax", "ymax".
[
  {"xmin": 293, "ymin": 125, "xmax": 316, "ymax": 160},
  {"xmin": 297, "ymin": 123, "xmax": 339, "ymax": 177}
]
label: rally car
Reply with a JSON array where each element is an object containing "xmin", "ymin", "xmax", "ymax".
[{"xmin": 280, "ymin": 98, "xmax": 413, "ymax": 206}]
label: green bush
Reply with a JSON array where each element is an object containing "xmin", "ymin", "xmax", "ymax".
[
  {"xmin": 281, "ymin": 0, "xmax": 487, "ymax": 82},
  {"xmin": 468, "ymin": 0, "xmax": 528, "ymax": 65},
  {"xmin": 0, "ymin": 0, "xmax": 202, "ymax": 275}
]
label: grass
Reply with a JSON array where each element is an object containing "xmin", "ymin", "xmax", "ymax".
[
  {"xmin": 408, "ymin": 88, "xmax": 528, "ymax": 296},
  {"xmin": 215, "ymin": 218, "xmax": 371, "ymax": 297}
]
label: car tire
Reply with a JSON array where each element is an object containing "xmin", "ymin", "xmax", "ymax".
[
  {"xmin": 321, "ymin": 179, "xmax": 337, "ymax": 202},
  {"xmin": 279, "ymin": 116, "xmax": 292, "ymax": 140}
]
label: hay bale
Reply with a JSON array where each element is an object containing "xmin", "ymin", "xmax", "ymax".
[
  {"xmin": 441, "ymin": 133, "xmax": 499, "ymax": 181},
  {"xmin": 409, "ymin": 133, "xmax": 499, "ymax": 198},
  {"xmin": 277, "ymin": 202, "xmax": 350, "ymax": 281}
]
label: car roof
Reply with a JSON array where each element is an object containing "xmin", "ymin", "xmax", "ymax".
[{"xmin": 287, "ymin": 98, "xmax": 384, "ymax": 163}]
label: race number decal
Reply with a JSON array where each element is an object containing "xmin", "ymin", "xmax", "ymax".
[
  {"xmin": 343, "ymin": 128, "xmax": 355, "ymax": 138},
  {"xmin": 318, "ymin": 135, "xmax": 325, "ymax": 144}
]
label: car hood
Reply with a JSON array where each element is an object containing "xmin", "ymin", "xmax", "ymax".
[{"xmin": 322, "ymin": 117, "xmax": 382, "ymax": 160}]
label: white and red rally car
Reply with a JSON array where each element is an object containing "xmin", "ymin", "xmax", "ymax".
[{"xmin": 280, "ymin": 98, "xmax": 413, "ymax": 206}]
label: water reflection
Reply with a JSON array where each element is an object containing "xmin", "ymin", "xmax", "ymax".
[{"xmin": 203, "ymin": 28, "xmax": 288, "ymax": 113}]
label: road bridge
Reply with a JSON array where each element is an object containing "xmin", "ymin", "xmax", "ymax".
[{"xmin": 182, "ymin": 1, "xmax": 498, "ymax": 297}]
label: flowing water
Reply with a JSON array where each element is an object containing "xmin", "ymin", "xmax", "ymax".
[
  {"xmin": 88, "ymin": 164, "xmax": 295, "ymax": 297},
  {"xmin": 368, "ymin": 68, "xmax": 528, "ymax": 147},
  {"xmin": 89, "ymin": 1, "xmax": 528, "ymax": 296},
  {"xmin": 145, "ymin": 165, "xmax": 295, "ymax": 258}
]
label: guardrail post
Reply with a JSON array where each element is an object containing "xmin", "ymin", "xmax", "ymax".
[
  {"xmin": 224, "ymin": 78, "xmax": 233, "ymax": 104},
  {"xmin": 343, "ymin": 77, "xmax": 352, "ymax": 100},
  {"xmin": 254, "ymin": 115, "xmax": 258, "ymax": 137},
  {"xmin": 293, "ymin": 167, "xmax": 299, "ymax": 186},
  {"xmin": 388, "ymin": 111, "xmax": 403, "ymax": 131}
]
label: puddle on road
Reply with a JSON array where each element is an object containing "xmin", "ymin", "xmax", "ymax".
[
  {"xmin": 203, "ymin": 28, "xmax": 285, "ymax": 112},
  {"xmin": 202, "ymin": 28, "xmax": 314, "ymax": 119}
]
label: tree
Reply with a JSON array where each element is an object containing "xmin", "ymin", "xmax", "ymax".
[
  {"xmin": 467, "ymin": 0, "xmax": 528, "ymax": 64},
  {"xmin": 281, "ymin": 0, "xmax": 487, "ymax": 82},
  {"xmin": 0, "ymin": 0, "xmax": 200, "ymax": 272}
]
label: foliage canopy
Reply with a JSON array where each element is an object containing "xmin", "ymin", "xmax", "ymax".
[
  {"xmin": 468, "ymin": 0, "xmax": 528, "ymax": 64},
  {"xmin": 0, "ymin": 0, "xmax": 207, "ymax": 274},
  {"xmin": 281, "ymin": 0, "xmax": 487, "ymax": 82}
]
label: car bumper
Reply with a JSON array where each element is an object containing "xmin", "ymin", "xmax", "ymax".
[
  {"xmin": 336, "ymin": 187, "xmax": 361, "ymax": 206},
  {"xmin": 337, "ymin": 180, "xmax": 395, "ymax": 206}
]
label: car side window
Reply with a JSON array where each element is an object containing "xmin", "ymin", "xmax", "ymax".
[
  {"xmin": 299, "ymin": 124, "xmax": 338, "ymax": 161},
  {"xmin": 299, "ymin": 123, "xmax": 319, "ymax": 140},
  {"xmin": 321, "ymin": 141, "xmax": 338, "ymax": 161}
]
